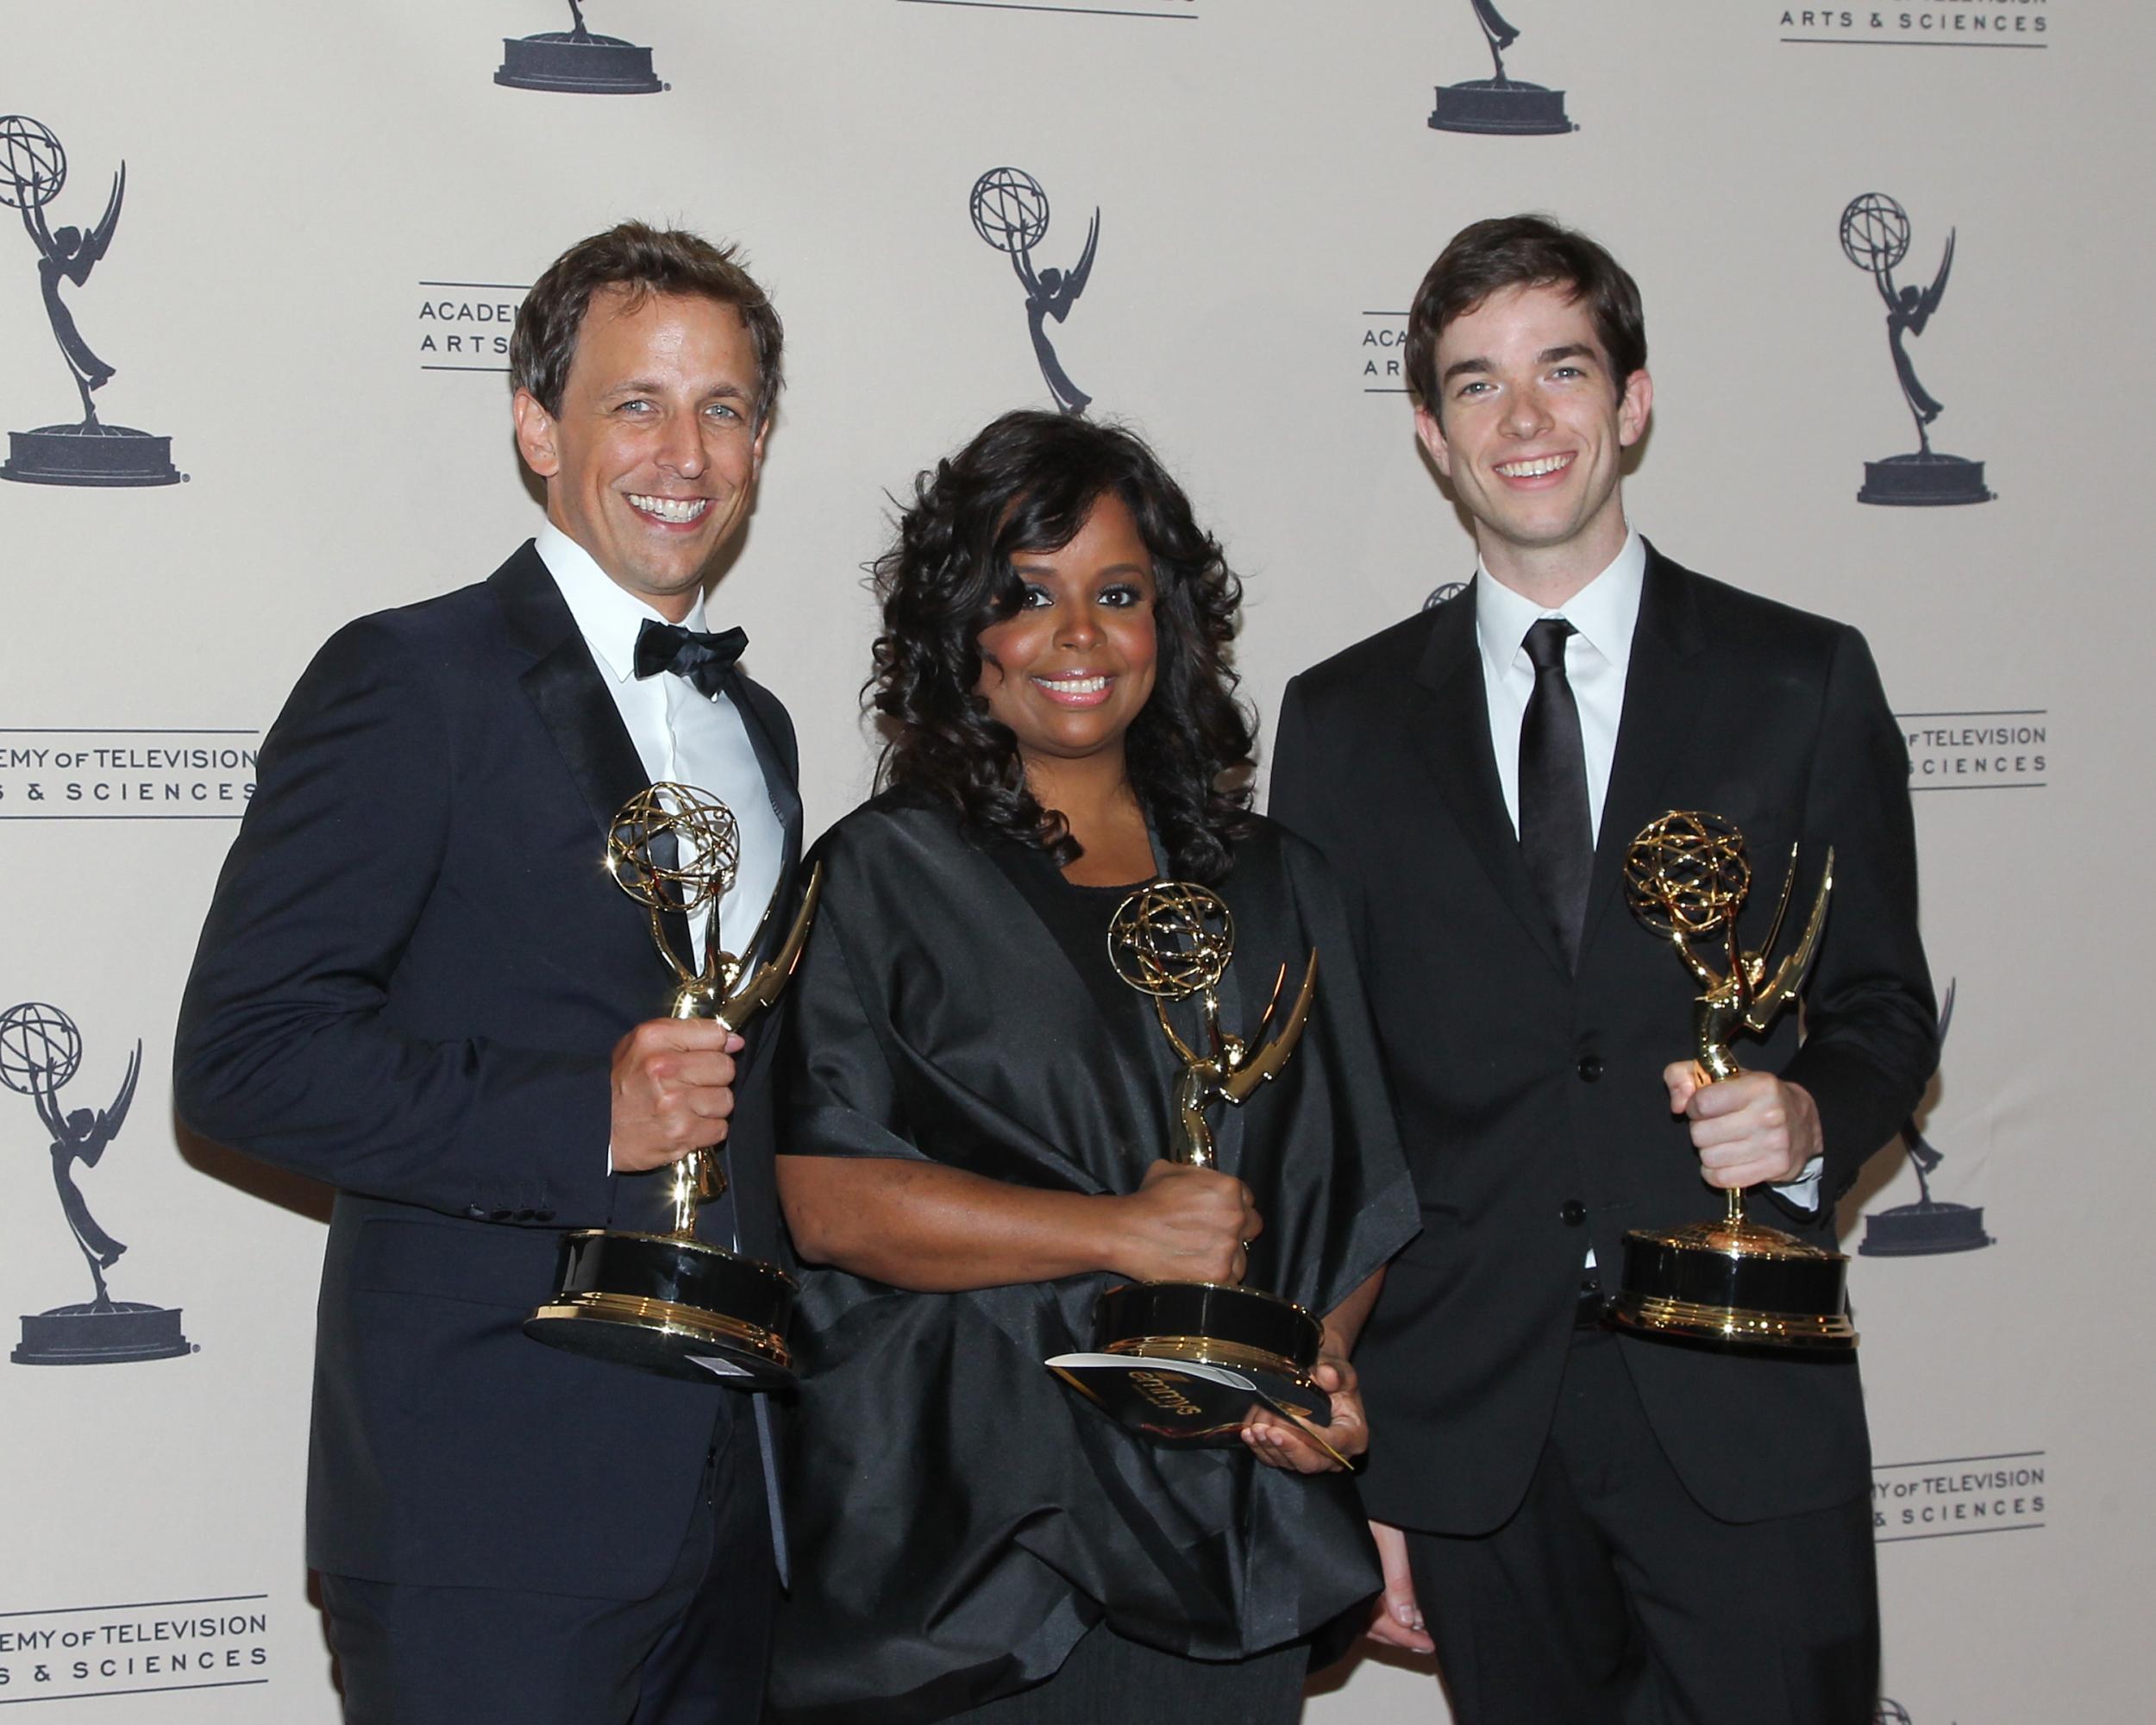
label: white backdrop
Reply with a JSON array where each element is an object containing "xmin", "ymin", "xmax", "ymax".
[{"xmin": 2, "ymin": 3, "xmax": 2148, "ymax": 1721}]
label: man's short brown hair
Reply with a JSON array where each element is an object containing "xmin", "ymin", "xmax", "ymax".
[
  {"xmin": 510, "ymin": 222, "xmax": 785, "ymax": 428},
  {"xmin": 1405, "ymin": 215, "xmax": 1645, "ymax": 417}
]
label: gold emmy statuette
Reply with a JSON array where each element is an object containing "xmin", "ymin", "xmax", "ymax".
[
  {"xmin": 1607, "ymin": 811, "xmax": 1855, "ymax": 1352},
  {"xmin": 1048, "ymin": 882, "xmax": 1345, "ymax": 1456},
  {"xmin": 524, "ymin": 782, "xmax": 821, "ymax": 1386}
]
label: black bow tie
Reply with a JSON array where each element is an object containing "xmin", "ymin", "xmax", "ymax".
[{"xmin": 633, "ymin": 618, "xmax": 748, "ymax": 697}]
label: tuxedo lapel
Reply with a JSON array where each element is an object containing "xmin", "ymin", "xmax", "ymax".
[
  {"xmin": 492, "ymin": 543, "xmax": 654, "ymax": 847},
  {"xmin": 1403, "ymin": 586, "xmax": 1572, "ymax": 977},
  {"xmin": 1580, "ymin": 546, "xmax": 1711, "ymax": 957}
]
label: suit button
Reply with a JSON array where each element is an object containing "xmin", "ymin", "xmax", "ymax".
[
  {"xmin": 1561, "ymin": 1200, "xmax": 1587, "ymax": 1227},
  {"xmin": 1576, "ymin": 1054, "xmax": 1604, "ymax": 1082}
]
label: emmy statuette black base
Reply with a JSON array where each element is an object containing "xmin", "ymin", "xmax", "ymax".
[
  {"xmin": 524, "ymin": 1230, "xmax": 796, "ymax": 1389},
  {"xmin": 1858, "ymin": 1201, "xmax": 1993, "ymax": 1256},
  {"xmin": 1858, "ymin": 452, "xmax": 1993, "ymax": 506},
  {"xmin": 3, "ymin": 423, "xmax": 185, "ymax": 487},
  {"xmin": 495, "ymin": 34, "xmax": 667, "ymax": 95},
  {"xmin": 1608, "ymin": 1222, "xmax": 1857, "ymax": 1352},
  {"xmin": 1055, "ymin": 1280, "xmax": 1326, "ymax": 1446},
  {"xmin": 1428, "ymin": 79, "xmax": 1576, "ymax": 135},
  {"xmin": 14, "ymin": 1301, "xmax": 191, "ymax": 1364}
]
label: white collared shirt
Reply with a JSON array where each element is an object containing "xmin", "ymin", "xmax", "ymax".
[
  {"xmin": 1473, "ymin": 527, "xmax": 1646, "ymax": 845},
  {"xmin": 534, "ymin": 522, "xmax": 784, "ymax": 969},
  {"xmin": 1468, "ymin": 527, "xmax": 1821, "ymax": 1229}
]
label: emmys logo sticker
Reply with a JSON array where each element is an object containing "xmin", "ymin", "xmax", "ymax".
[
  {"xmin": 1427, "ymin": 1, "xmax": 1576, "ymax": 135},
  {"xmin": 899, "ymin": 0, "xmax": 1197, "ymax": 21},
  {"xmin": 1897, "ymin": 709, "xmax": 2045, "ymax": 792},
  {"xmin": 1359, "ymin": 310, "xmax": 1410, "ymax": 393},
  {"xmin": 0, "ymin": 729, "xmax": 259, "ymax": 818},
  {"xmin": 1840, "ymin": 195, "xmax": 1992, "ymax": 506},
  {"xmin": 3, "ymin": 1003, "xmax": 192, "ymax": 1368},
  {"xmin": 417, "ymin": 279, "xmax": 529, "ymax": 373},
  {"xmin": 1859, "ymin": 981, "xmax": 1994, "ymax": 1256},
  {"xmin": 0, "ymin": 1596, "xmax": 267, "ymax": 1702},
  {"xmin": 496, "ymin": 2, "xmax": 667, "ymax": 93},
  {"xmin": 970, "ymin": 167, "xmax": 1100, "ymax": 417},
  {"xmin": 1872, "ymin": 1448, "xmax": 2046, "ymax": 1542},
  {"xmin": 0, "ymin": 116, "xmax": 185, "ymax": 486},
  {"xmin": 1778, "ymin": 2, "xmax": 2051, "ymax": 48}
]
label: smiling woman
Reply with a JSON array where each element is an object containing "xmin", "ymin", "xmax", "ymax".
[
  {"xmin": 765, "ymin": 410, "xmax": 1417, "ymax": 1724},
  {"xmin": 868, "ymin": 410, "xmax": 1253, "ymax": 886}
]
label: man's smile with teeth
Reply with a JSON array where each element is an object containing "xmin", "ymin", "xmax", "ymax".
[
  {"xmin": 1494, "ymin": 453, "xmax": 1575, "ymax": 479},
  {"xmin": 626, "ymin": 493, "xmax": 712, "ymax": 523}
]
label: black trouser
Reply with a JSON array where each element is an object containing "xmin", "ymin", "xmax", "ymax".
[
  {"xmin": 1405, "ymin": 1327, "xmax": 1877, "ymax": 1725},
  {"xmin": 934, "ymin": 1622, "xmax": 1307, "ymax": 1725},
  {"xmin": 319, "ymin": 1407, "xmax": 774, "ymax": 1725}
]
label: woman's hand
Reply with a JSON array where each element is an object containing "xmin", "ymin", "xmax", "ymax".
[
  {"xmin": 1106, "ymin": 1159, "xmax": 1262, "ymax": 1285},
  {"xmin": 1363, "ymin": 1520, "xmax": 1435, "ymax": 1653},
  {"xmin": 1241, "ymin": 1352, "xmax": 1368, "ymax": 1474}
]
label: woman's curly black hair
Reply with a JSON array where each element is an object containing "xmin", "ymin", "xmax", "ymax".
[{"xmin": 869, "ymin": 410, "xmax": 1255, "ymax": 884}]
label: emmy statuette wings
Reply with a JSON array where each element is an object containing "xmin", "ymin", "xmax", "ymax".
[
  {"xmin": 1607, "ymin": 812, "xmax": 1856, "ymax": 1352},
  {"xmin": 523, "ymin": 782, "xmax": 823, "ymax": 1386},
  {"xmin": 1049, "ymin": 882, "xmax": 1350, "ymax": 1463}
]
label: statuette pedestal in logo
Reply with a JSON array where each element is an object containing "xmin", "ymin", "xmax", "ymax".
[
  {"xmin": 497, "ymin": 3, "xmax": 665, "ymax": 94},
  {"xmin": 1428, "ymin": 78, "xmax": 1574, "ymax": 135},
  {"xmin": 1857, "ymin": 453, "xmax": 1993, "ymax": 508},
  {"xmin": 1607, "ymin": 813, "xmax": 1858, "ymax": 1352},
  {"xmin": 524, "ymin": 784, "xmax": 818, "ymax": 1386},
  {"xmin": 3, "ymin": 423, "xmax": 182, "ymax": 487},
  {"xmin": 1049, "ymin": 883, "xmax": 1338, "ymax": 1453},
  {"xmin": 15, "ymin": 1302, "xmax": 190, "ymax": 1365},
  {"xmin": 1858, "ymin": 1197, "xmax": 1991, "ymax": 1256}
]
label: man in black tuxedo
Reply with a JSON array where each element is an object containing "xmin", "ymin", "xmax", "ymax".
[
  {"xmin": 176, "ymin": 223, "xmax": 800, "ymax": 1724},
  {"xmin": 1271, "ymin": 216, "xmax": 1937, "ymax": 1722}
]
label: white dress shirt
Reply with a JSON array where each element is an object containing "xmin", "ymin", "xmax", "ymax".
[
  {"xmin": 534, "ymin": 523, "xmax": 785, "ymax": 970},
  {"xmin": 1469, "ymin": 527, "xmax": 1821, "ymax": 1242}
]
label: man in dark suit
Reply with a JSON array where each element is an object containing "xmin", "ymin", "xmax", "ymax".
[
  {"xmin": 175, "ymin": 223, "xmax": 800, "ymax": 1724},
  {"xmin": 1271, "ymin": 216, "xmax": 1937, "ymax": 1722}
]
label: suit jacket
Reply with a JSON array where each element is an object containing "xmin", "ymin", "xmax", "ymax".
[
  {"xmin": 1270, "ymin": 544, "xmax": 1937, "ymax": 1533},
  {"xmin": 175, "ymin": 542, "xmax": 801, "ymax": 1600}
]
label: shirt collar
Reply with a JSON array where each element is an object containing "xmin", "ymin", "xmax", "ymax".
[
  {"xmin": 532, "ymin": 520, "xmax": 710, "ymax": 686},
  {"xmin": 1473, "ymin": 526, "xmax": 1646, "ymax": 677}
]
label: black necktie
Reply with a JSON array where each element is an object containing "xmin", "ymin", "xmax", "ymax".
[
  {"xmin": 1519, "ymin": 617, "xmax": 1593, "ymax": 968},
  {"xmin": 633, "ymin": 618, "xmax": 748, "ymax": 698}
]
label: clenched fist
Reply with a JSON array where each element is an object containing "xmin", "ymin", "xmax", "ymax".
[{"xmin": 609, "ymin": 1019, "xmax": 745, "ymax": 1173}]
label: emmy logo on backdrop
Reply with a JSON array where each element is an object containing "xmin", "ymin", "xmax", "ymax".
[
  {"xmin": 1423, "ymin": 580, "xmax": 1468, "ymax": 612},
  {"xmin": 497, "ymin": 1, "xmax": 667, "ymax": 95},
  {"xmin": 0, "ymin": 117, "xmax": 184, "ymax": 487},
  {"xmin": 3, "ymin": 1003, "xmax": 191, "ymax": 1365},
  {"xmin": 1048, "ymin": 884, "xmax": 1348, "ymax": 1459},
  {"xmin": 1607, "ymin": 812, "xmax": 1859, "ymax": 1352},
  {"xmin": 1840, "ymin": 194, "xmax": 1992, "ymax": 506},
  {"xmin": 1860, "ymin": 981, "xmax": 1993, "ymax": 1255},
  {"xmin": 1426, "ymin": 1, "xmax": 1576, "ymax": 136},
  {"xmin": 969, "ymin": 166, "xmax": 1099, "ymax": 417}
]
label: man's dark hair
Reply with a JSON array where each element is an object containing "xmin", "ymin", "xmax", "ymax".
[
  {"xmin": 1405, "ymin": 215, "xmax": 1646, "ymax": 416},
  {"xmin": 509, "ymin": 221, "xmax": 784, "ymax": 428},
  {"xmin": 870, "ymin": 410, "xmax": 1255, "ymax": 885}
]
